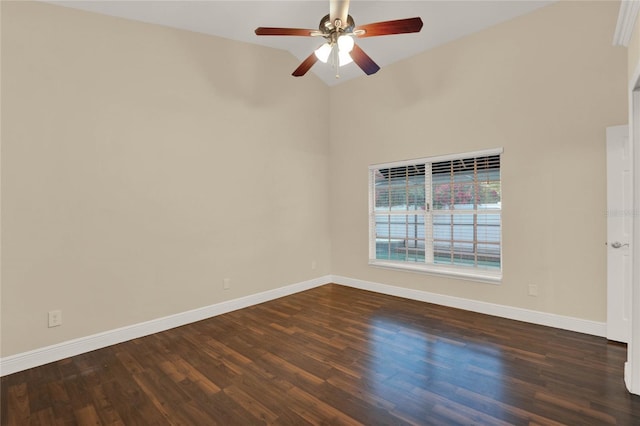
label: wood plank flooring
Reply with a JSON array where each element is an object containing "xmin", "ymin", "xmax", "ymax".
[{"xmin": 2, "ymin": 284, "xmax": 639, "ymax": 425}]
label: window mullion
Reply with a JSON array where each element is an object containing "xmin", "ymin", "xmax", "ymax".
[
  {"xmin": 405, "ymin": 168, "xmax": 409, "ymax": 260},
  {"xmin": 449, "ymin": 162, "xmax": 454, "ymax": 265},
  {"xmin": 425, "ymin": 163, "xmax": 433, "ymax": 264},
  {"xmin": 473, "ymin": 159, "xmax": 478, "ymax": 267}
]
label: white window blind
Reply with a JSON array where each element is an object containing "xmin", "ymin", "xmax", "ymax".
[{"xmin": 369, "ymin": 149, "xmax": 502, "ymax": 282}]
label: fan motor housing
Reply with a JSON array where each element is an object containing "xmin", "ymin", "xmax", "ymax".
[{"xmin": 319, "ymin": 14, "xmax": 355, "ymax": 34}]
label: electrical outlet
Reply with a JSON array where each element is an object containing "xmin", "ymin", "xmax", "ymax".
[
  {"xmin": 311, "ymin": 260, "xmax": 317, "ymax": 270},
  {"xmin": 223, "ymin": 278, "xmax": 230, "ymax": 290},
  {"xmin": 48, "ymin": 310, "xmax": 62, "ymax": 327},
  {"xmin": 528, "ymin": 284, "xmax": 538, "ymax": 297}
]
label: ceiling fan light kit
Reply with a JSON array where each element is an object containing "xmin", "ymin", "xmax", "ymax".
[
  {"xmin": 315, "ymin": 33, "xmax": 354, "ymax": 68},
  {"xmin": 254, "ymin": 0, "xmax": 423, "ymax": 78}
]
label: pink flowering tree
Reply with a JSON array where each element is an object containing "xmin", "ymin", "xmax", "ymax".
[{"xmin": 433, "ymin": 183, "xmax": 500, "ymax": 209}]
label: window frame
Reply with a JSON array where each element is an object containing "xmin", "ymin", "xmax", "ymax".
[{"xmin": 368, "ymin": 148, "xmax": 503, "ymax": 284}]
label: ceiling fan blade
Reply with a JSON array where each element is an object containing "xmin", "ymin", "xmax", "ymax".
[
  {"xmin": 292, "ymin": 52, "xmax": 319, "ymax": 77},
  {"xmin": 355, "ymin": 17, "xmax": 423, "ymax": 38},
  {"xmin": 255, "ymin": 27, "xmax": 317, "ymax": 37},
  {"xmin": 350, "ymin": 44, "xmax": 380, "ymax": 75},
  {"xmin": 330, "ymin": 0, "xmax": 350, "ymax": 27}
]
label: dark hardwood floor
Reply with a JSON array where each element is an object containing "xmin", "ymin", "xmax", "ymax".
[{"xmin": 2, "ymin": 284, "xmax": 639, "ymax": 425}]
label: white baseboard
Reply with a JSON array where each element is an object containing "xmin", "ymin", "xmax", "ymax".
[
  {"xmin": 331, "ymin": 275, "xmax": 607, "ymax": 337},
  {"xmin": 1, "ymin": 274, "xmax": 607, "ymax": 376},
  {"xmin": 0, "ymin": 276, "xmax": 331, "ymax": 377}
]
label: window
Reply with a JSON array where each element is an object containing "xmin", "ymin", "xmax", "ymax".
[{"xmin": 368, "ymin": 149, "xmax": 502, "ymax": 283}]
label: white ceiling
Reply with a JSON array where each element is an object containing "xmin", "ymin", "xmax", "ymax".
[{"xmin": 46, "ymin": 1, "xmax": 554, "ymax": 86}]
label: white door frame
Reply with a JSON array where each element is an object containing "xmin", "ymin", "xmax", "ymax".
[{"xmin": 627, "ymin": 64, "xmax": 640, "ymax": 395}]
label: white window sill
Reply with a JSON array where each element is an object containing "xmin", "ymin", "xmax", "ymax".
[{"xmin": 368, "ymin": 260, "xmax": 502, "ymax": 285}]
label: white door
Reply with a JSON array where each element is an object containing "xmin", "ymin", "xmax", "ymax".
[{"xmin": 607, "ymin": 125, "xmax": 632, "ymax": 343}]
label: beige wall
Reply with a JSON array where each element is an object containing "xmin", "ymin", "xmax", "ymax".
[
  {"xmin": 0, "ymin": 1, "xmax": 628, "ymax": 358},
  {"xmin": 329, "ymin": 1, "xmax": 627, "ymax": 321},
  {"xmin": 1, "ymin": 2, "xmax": 331, "ymax": 356}
]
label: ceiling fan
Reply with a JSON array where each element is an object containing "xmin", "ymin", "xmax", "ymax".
[{"xmin": 254, "ymin": 0, "xmax": 423, "ymax": 78}]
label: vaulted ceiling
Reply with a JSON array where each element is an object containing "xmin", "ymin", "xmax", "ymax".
[{"xmin": 46, "ymin": 1, "xmax": 554, "ymax": 85}]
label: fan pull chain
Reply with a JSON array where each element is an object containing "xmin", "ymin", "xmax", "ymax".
[{"xmin": 331, "ymin": 44, "xmax": 340, "ymax": 78}]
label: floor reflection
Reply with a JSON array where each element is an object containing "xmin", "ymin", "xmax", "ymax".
[{"xmin": 365, "ymin": 313, "xmax": 505, "ymax": 415}]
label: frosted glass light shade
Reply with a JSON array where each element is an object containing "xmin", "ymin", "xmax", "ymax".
[
  {"xmin": 314, "ymin": 43, "xmax": 332, "ymax": 63},
  {"xmin": 337, "ymin": 35, "xmax": 354, "ymax": 52},
  {"xmin": 339, "ymin": 50, "xmax": 353, "ymax": 66}
]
